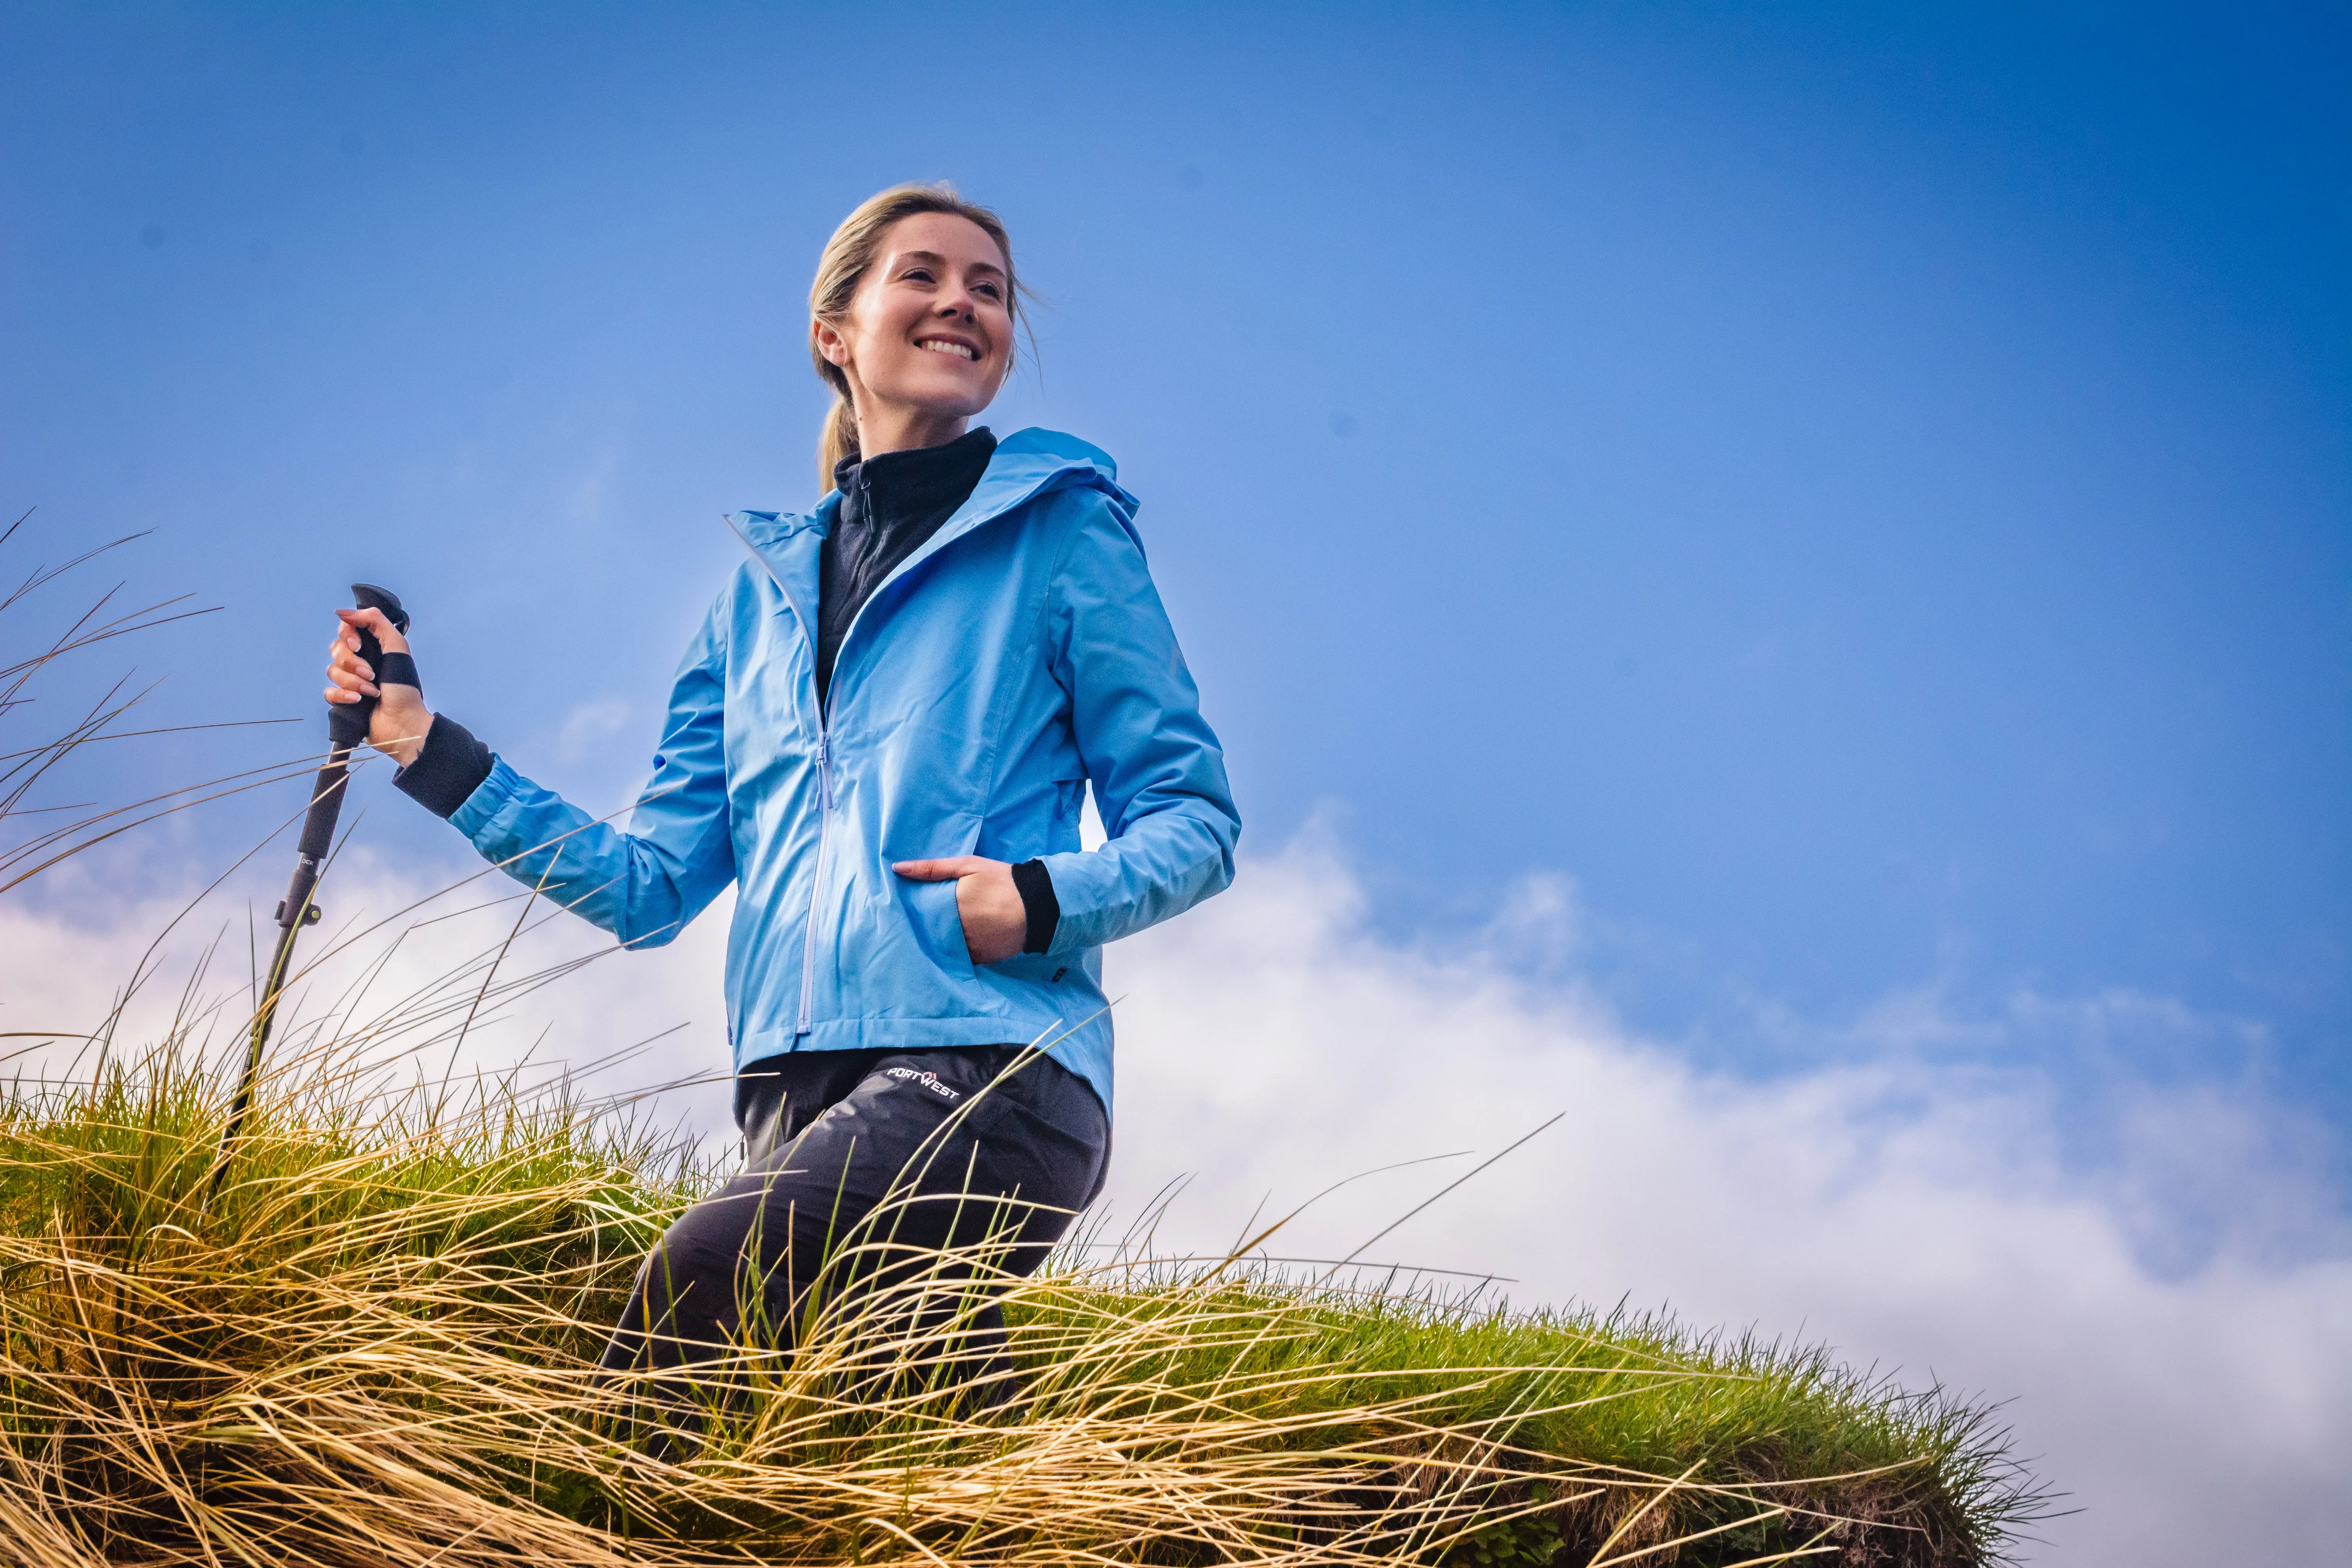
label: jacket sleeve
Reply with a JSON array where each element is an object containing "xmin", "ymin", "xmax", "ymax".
[
  {"xmin": 1033, "ymin": 501, "xmax": 1240, "ymax": 953},
  {"xmin": 446, "ymin": 600, "xmax": 736, "ymax": 949}
]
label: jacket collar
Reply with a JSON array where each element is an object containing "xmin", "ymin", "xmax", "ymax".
[{"xmin": 726, "ymin": 428, "xmax": 1136, "ymax": 610}]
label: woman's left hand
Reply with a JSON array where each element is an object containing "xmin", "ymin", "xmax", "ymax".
[{"xmin": 892, "ymin": 855, "xmax": 1026, "ymax": 964}]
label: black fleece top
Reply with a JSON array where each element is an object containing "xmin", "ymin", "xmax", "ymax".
[
  {"xmin": 395, "ymin": 422, "xmax": 1060, "ymax": 956},
  {"xmin": 818, "ymin": 426, "xmax": 997, "ymax": 711}
]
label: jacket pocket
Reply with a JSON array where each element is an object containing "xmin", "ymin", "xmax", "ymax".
[{"xmin": 904, "ymin": 876, "xmax": 976, "ymax": 980}]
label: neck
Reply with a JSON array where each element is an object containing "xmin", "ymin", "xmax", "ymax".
[{"xmin": 850, "ymin": 400, "xmax": 971, "ymax": 461}]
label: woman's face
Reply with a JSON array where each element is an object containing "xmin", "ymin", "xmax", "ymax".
[{"xmin": 815, "ymin": 212, "xmax": 1013, "ymax": 426}]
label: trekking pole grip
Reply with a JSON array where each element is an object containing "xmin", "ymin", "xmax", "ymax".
[
  {"xmin": 327, "ymin": 582, "xmax": 410, "ymax": 753},
  {"xmin": 294, "ymin": 583, "xmax": 408, "ymax": 873}
]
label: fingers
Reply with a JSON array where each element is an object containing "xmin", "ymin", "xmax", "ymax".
[
  {"xmin": 326, "ymin": 633, "xmax": 377, "ymax": 696},
  {"xmin": 328, "ymin": 634, "xmax": 374, "ymax": 677},
  {"xmin": 326, "ymin": 603, "xmax": 411, "ymax": 700},
  {"xmin": 891, "ymin": 857, "xmax": 981, "ymax": 882},
  {"xmin": 334, "ymin": 605, "xmax": 412, "ymax": 655}
]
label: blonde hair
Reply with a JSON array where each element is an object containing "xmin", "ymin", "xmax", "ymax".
[{"xmin": 808, "ymin": 182, "xmax": 1024, "ymax": 491}]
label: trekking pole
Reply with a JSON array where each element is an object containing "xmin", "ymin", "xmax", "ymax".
[{"xmin": 212, "ymin": 583, "xmax": 408, "ymax": 1186}]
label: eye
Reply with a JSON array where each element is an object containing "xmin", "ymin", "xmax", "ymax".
[
  {"xmin": 900, "ymin": 266, "xmax": 936, "ymax": 284},
  {"xmin": 973, "ymin": 281, "xmax": 1003, "ymax": 302}
]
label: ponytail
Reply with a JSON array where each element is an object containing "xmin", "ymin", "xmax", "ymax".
[{"xmin": 807, "ymin": 182, "xmax": 1024, "ymax": 494}]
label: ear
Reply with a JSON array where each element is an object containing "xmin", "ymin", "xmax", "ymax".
[{"xmin": 811, "ymin": 316, "xmax": 851, "ymax": 370}]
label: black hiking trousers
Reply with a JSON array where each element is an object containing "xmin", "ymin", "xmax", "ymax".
[{"xmin": 599, "ymin": 1044, "xmax": 1109, "ymax": 1392}]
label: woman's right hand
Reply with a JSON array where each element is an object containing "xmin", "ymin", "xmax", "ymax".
[{"xmin": 325, "ymin": 606, "xmax": 434, "ymax": 768}]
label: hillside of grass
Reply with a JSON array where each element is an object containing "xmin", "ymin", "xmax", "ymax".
[
  {"xmin": 0, "ymin": 1037, "xmax": 2038, "ymax": 1568},
  {"xmin": 0, "ymin": 520, "xmax": 2038, "ymax": 1565}
]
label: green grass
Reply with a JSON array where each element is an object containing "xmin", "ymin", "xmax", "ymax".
[
  {"xmin": 0, "ymin": 1031, "xmax": 2039, "ymax": 1567},
  {"xmin": 0, "ymin": 522, "xmax": 2040, "ymax": 1564},
  {"xmin": 1010, "ymin": 1279, "xmax": 2017, "ymax": 1563}
]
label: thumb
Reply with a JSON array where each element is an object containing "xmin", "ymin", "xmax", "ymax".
[{"xmin": 892, "ymin": 857, "xmax": 975, "ymax": 882}]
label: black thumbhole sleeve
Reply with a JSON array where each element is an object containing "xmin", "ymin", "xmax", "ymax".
[
  {"xmin": 1009, "ymin": 859, "xmax": 1060, "ymax": 956},
  {"xmin": 392, "ymin": 714, "xmax": 494, "ymax": 819}
]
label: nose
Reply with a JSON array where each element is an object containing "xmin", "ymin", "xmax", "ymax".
[{"xmin": 933, "ymin": 278, "xmax": 980, "ymax": 322}]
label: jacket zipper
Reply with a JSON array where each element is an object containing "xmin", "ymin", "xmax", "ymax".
[
  {"xmin": 724, "ymin": 512, "xmax": 838, "ymax": 1043},
  {"xmin": 796, "ymin": 724, "xmax": 832, "ymax": 1035},
  {"xmin": 726, "ymin": 466, "xmax": 1073, "ymax": 1042}
]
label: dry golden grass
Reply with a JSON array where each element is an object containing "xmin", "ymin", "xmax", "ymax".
[
  {"xmin": 0, "ymin": 1025, "xmax": 2036, "ymax": 1568},
  {"xmin": 0, "ymin": 515, "xmax": 2039, "ymax": 1565}
]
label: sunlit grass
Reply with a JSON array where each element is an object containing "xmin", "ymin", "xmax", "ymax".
[
  {"xmin": 0, "ymin": 515, "xmax": 2041, "ymax": 1564},
  {"xmin": 0, "ymin": 1026, "xmax": 2038, "ymax": 1566}
]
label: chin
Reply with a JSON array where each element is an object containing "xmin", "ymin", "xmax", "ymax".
[{"xmin": 900, "ymin": 384, "xmax": 993, "ymax": 419}]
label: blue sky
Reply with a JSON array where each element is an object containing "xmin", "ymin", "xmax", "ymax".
[
  {"xmin": 6, "ymin": 8, "xmax": 2352, "ymax": 1555},
  {"xmin": 4, "ymin": 2, "xmax": 2346, "ymax": 1147}
]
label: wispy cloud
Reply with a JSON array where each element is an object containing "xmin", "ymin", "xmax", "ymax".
[
  {"xmin": 554, "ymin": 694, "xmax": 633, "ymax": 764},
  {"xmin": 2, "ymin": 828, "xmax": 2344, "ymax": 1564}
]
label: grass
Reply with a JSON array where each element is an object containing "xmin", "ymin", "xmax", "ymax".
[
  {"xmin": 0, "ymin": 515, "xmax": 2042, "ymax": 1564},
  {"xmin": 0, "ymin": 1028, "xmax": 2039, "ymax": 1567}
]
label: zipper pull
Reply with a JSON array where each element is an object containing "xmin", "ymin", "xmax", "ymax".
[{"xmin": 817, "ymin": 728, "xmax": 833, "ymax": 810}]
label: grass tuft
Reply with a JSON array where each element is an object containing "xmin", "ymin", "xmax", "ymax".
[{"xmin": 0, "ymin": 1033, "xmax": 2042, "ymax": 1566}]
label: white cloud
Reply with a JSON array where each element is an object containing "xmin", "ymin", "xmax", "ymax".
[
  {"xmin": 2, "ymin": 826, "xmax": 2346, "ymax": 1565},
  {"xmin": 0, "ymin": 850, "xmax": 739, "ymax": 1139},
  {"xmin": 1098, "ymin": 831, "xmax": 2352, "ymax": 1567},
  {"xmin": 554, "ymin": 695, "xmax": 634, "ymax": 763}
]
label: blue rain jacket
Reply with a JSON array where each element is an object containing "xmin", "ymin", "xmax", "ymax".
[{"xmin": 445, "ymin": 429, "xmax": 1239, "ymax": 1114}]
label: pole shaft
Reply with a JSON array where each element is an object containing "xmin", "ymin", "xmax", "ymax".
[{"xmin": 209, "ymin": 583, "xmax": 404, "ymax": 1196}]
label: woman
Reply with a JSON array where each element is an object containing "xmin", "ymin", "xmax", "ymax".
[{"xmin": 326, "ymin": 183, "xmax": 1239, "ymax": 1386}]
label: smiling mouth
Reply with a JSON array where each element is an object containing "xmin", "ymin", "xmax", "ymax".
[{"xmin": 916, "ymin": 338, "xmax": 979, "ymax": 361}]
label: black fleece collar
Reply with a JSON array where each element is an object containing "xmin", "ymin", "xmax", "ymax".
[{"xmin": 832, "ymin": 426, "xmax": 998, "ymax": 524}]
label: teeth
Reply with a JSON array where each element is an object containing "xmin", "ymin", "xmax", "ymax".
[{"xmin": 919, "ymin": 339, "xmax": 978, "ymax": 360}]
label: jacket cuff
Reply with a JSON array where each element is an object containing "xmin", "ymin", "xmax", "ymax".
[
  {"xmin": 392, "ymin": 713, "xmax": 495, "ymax": 819},
  {"xmin": 1010, "ymin": 859, "xmax": 1060, "ymax": 955}
]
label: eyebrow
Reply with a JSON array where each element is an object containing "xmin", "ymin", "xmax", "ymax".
[{"xmin": 895, "ymin": 249, "xmax": 1006, "ymax": 279}]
